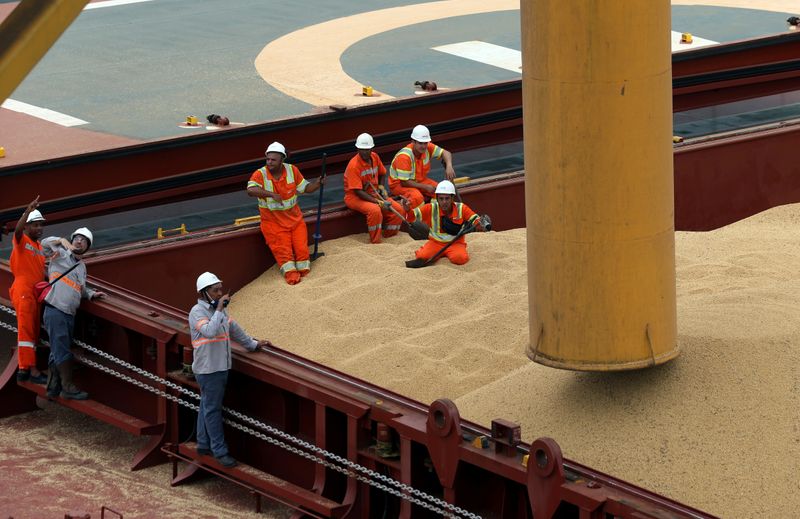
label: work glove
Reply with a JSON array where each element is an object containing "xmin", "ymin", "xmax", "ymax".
[{"xmin": 377, "ymin": 185, "xmax": 388, "ymax": 198}]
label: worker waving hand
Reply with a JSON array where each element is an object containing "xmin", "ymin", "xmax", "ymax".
[
  {"xmin": 406, "ymin": 180, "xmax": 488, "ymax": 266},
  {"xmin": 10, "ymin": 197, "xmax": 47, "ymax": 384},
  {"xmin": 247, "ymin": 142, "xmax": 324, "ymax": 285},
  {"xmin": 388, "ymin": 124, "xmax": 455, "ymax": 210},
  {"xmin": 343, "ymin": 133, "xmax": 404, "ymax": 243}
]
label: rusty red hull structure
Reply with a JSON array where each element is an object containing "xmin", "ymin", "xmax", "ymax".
[
  {"xmin": 0, "ymin": 193, "xmax": 716, "ymax": 518},
  {"xmin": 2, "ymin": 31, "xmax": 800, "ymax": 226},
  {"xmin": 2, "ymin": 34, "xmax": 800, "ymax": 518}
]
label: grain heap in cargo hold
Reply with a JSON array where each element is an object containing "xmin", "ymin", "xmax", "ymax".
[{"xmin": 231, "ymin": 205, "xmax": 800, "ymax": 519}]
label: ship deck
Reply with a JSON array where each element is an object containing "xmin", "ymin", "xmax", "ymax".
[
  {"xmin": 1, "ymin": 1, "xmax": 799, "ymax": 518},
  {"xmin": 0, "ymin": 0, "xmax": 798, "ymax": 166}
]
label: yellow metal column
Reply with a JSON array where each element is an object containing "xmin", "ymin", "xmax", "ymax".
[
  {"xmin": 0, "ymin": 0, "xmax": 89, "ymax": 104},
  {"xmin": 523, "ymin": 0, "xmax": 678, "ymax": 370}
]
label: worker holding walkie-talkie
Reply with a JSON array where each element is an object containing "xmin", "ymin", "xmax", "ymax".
[
  {"xmin": 343, "ymin": 133, "xmax": 405, "ymax": 244},
  {"xmin": 189, "ymin": 272, "xmax": 272, "ymax": 468},
  {"xmin": 246, "ymin": 142, "xmax": 324, "ymax": 285}
]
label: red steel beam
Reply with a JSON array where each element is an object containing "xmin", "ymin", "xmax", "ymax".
[
  {"xmin": 671, "ymin": 32, "xmax": 800, "ymax": 77},
  {"xmin": 673, "ymin": 119, "xmax": 800, "ymax": 231}
]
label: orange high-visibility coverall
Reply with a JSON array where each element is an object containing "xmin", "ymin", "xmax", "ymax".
[
  {"xmin": 9, "ymin": 233, "xmax": 46, "ymax": 369},
  {"xmin": 343, "ymin": 152, "xmax": 403, "ymax": 243},
  {"xmin": 248, "ymin": 163, "xmax": 311, "ymax": 285},
  {"xmin": 408, "ymin": 200, "xmax": 479, "ymax": 265},
  {"xmin": 388, "ymin": 142, "xmax": 443, "ymax": 209}
]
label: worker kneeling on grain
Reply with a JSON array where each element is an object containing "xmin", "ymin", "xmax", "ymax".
[
  {"xmin": 246, "ymin": 142, "xmax": 324, "ymax": 285},
  {"xmin": 189, "ymin": 272, "xmax": 272, "ymax": 468},
  {"xmin": 406, "ymin": 180, "xmax": 490, "ymax": 266},
  {"xmin": 343, "ymin": 133, "xmax": 405, "ymax": 243}
]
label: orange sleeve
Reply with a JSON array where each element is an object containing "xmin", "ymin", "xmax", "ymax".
[
  {"xmin": 373, "ymin": 152, "xmax": 387, "ymax": 177},
  {"xmin": 462, "ymin": 204, "xmax": 477, "ymax": 222},
  {"xmin": 247, "ymin": 170, "xmax": 263, "ymax": 190},
  {"xmin": 410, "ymin": 203, "xmax": 433, "ymax": 225},
  {"xmin": 343, "ymin": 156, "xmax": 363, "ymax": 192},
  {"xmin": 427, "ymin": 142, "xmax": 443, "ymax": 160},
  {"xmin": 391, "ymin": 153, "xmax": 412, "ymax": 171}
]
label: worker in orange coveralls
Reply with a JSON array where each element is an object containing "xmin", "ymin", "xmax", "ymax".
[
  {"xmin": 246, "ymin": 142, "xmax": 324, "ymax": 285},
  {"xmin": 10, "ymin": 196, "xmax": 47, "ymax": 383},
  {"xmin": 388, "ymin": 124, "xmax": 456, "ymax": 209},
  {"xmin": 406, "ymin": 180, "xmax": 488, "ymax": 265},
  {"xmin": 343, "ymin": 133, "xmax": 404, "ymax": 243}
]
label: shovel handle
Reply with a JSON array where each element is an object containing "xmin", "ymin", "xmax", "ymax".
[{"xmin": 368, "ymin": 184, "xmax": 408, "ymax": 222}]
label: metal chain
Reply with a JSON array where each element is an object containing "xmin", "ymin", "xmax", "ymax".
[
  {"xmin": 0, "ymin": 303, "xmax": 481, "ymax": 519},
  {"xmin": 75, "ymin": 354, "xmax": 459, "ymax": 517}
]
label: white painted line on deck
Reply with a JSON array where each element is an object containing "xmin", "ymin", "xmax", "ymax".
[
  {"xmin": 433, "ymin": 41, "xmax": 521, "ymax": 73},
  {"xmin": 671, "ymin": 31, "xmax": 718, "ymax": 52},
  {"xmin": 84, "ymin": 0, "xmax": 157, "ymax": 10},
  {"xmin": 1, "ymin": 99, "xmax": 89, "ymax": 127},
  {"xmin": 435, "ymin": 34, "xmax": 719, "ymax": 71}
]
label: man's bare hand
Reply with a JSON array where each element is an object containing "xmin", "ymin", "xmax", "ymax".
[{"xmin": 27, "ymin": 196, "xmax": 40, "ymax": 212}]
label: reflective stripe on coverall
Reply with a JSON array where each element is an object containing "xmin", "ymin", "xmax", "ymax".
[
  {"xmin": 343, "ymin": 152, "xmax": 402, "ymax": 243},
  {"xmin": 248, "ymin": 163, "xmax": 311, "ymax": 284},
  {"xmin": 388, "ymin": 143, "xmax": 442, "ymax": 209},
  {"xmin": 9, "ymin": 234, "xmax": 45, "ymax": 369},
  {"xmin": 410, "ymin": 200, "xmax": 479, "ymax": 265}
]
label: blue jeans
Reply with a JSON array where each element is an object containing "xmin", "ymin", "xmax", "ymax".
[
  {"xmin": 44, "ymin": 304, "xmax": 75, "ymax": 366},
  {"xmin": 195, "ymin": 370, "xmax": 229, "ymax": 457}
]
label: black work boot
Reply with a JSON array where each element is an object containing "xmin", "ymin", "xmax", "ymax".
[
  {"xmin": 58, "ymin": 359, "xmax": 88, "ymax": 400},
  {"xmin": 46, "ymin": 360, "xmax": 62, "ymax": 398}
]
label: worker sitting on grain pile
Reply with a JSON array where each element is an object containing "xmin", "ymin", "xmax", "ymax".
[
  {"xmin": 388, "ymin": 124, "xmax": 455, "ymax": 209},
  {"xmin": 190, "ymin": 272, "xmax": 272, "ymax": 468},
  {"xmin": 405, "ymin": 180, "xmax": 490, "ymax": 266},
  {"xmin": 246, "ymin": 142, "xmax": 324, "ymax": 285},
  {"xmin": 343, "ymin": 133, "xmax": 405, "ymax": 243}
]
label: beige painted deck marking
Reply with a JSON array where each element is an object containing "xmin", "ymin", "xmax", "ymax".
[
  {"xmin": 256, "ymin": 0, "xmax": 795, "ymax": 108},
  {"xmin": 255, "ymin": 0, "xmax": 518, "ymax": 108}
]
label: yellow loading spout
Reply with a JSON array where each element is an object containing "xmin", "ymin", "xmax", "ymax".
[{"xmin": 523, "ymin": 0, "xmax": 679, "ymax": 370}]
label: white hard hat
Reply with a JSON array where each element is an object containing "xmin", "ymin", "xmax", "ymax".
[
  {"xmin": 265, "ymin": 141, "xmax": 286, "ymax": 157},
  {"xmin": 26, "ymin": 210, "xmax": 45, "ymax": 223},
  {"xmin": 71, "ymin": 227, "xmax": 93, "ymax": 247},
  {"xmin": 196, "ymin": 272, "xmax": 222, "ymax": 292},
  {"xmin": 410, "ymin": 124, "xmax": 431, "ymax": 143},
  {"xmin": 435, "ymin": 180, "xmax": 456, "ymax": 195},
  {"xmin": 355, "ymin": 133, "xmax": 374, "ymax": 149}
]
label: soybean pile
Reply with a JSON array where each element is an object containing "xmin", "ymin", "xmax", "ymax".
[{"xmin": 232, "ymin": 204, "xmax": 800, "ymax": 519}]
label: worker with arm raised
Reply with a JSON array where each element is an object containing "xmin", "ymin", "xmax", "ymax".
[
  {"xmin": 246, "ymin": 142, "xmax": 324, "ymax": 285},
  {"xmin": 189, "ymin": 272, "xmax": 272, "ymax": 468},
  {"xmin": 10, "ymin": 196, "xmax": 47, "ymax": 383},
  {"xmin": 388, "ymin": 124, "xmax": 455, "ymax": 210},
  {"xmin": 343, "ymin": 133, "xmax": 405, "ymax": 243},
  {"xmin": 406, "ymin": 180, "xmax": 489, "ymax": 266}
]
